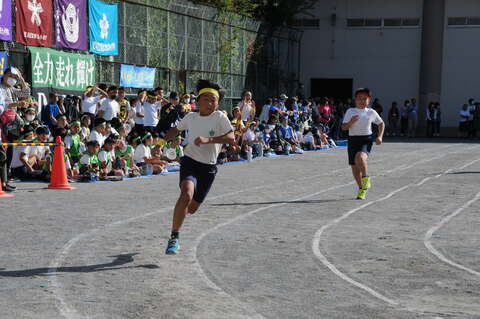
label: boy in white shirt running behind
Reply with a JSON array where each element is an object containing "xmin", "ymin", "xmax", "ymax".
[
  {"xmin": 341, "ymin": 88, "xmax": 385, "ymax": 200},
  {"xmin": 163, "ymin": 79, "xmax": 238, "ymax": 254}
]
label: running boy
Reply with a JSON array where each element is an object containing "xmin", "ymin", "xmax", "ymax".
[
  {"xmin": 341, "ymin": 88, "xmax": 384, "ymax": 200},
  {"xmin": 163, "ymin": 79, "xmax": 237, "ymax": 254}
]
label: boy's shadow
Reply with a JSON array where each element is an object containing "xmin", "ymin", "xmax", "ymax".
[
  {"xmin": 0, "ymin": 253, "xmax": 159, "ymax": 277},
  {"xmin": 210, "ymin": 199, "xmax": 341, "ymax": 207}
]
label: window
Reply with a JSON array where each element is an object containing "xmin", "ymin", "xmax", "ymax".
[
  {"xmin": 448, "ymin": 17, "xmax": 480, "ymax": 26},
  {"xmin": 384, "ymin": 18, "xmax": 402, "ymax": 27},
  {"xmin": 347, "ymin": 18, "xmax": 420, "ymax": 28},
  {"xmin": 402, "ymin": 18, "xmax": 420, "ymax": 26}
]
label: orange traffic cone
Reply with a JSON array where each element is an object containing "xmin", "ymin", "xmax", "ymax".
[
  {"xmin": 0, "ymin": 177, "xmax": 14, "ymax": 198},
  {"xmin": 47, "ymin": 136, "xmax": 76, "ymax": 190}
]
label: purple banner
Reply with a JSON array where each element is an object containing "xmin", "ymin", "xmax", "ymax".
[
  {"xmin": 0, "ymin": 0, "xmax": 12, "ymax": 41},
  {"xmin": 54, "ymin": 0, "xmax": 87, "ymax": 50}
]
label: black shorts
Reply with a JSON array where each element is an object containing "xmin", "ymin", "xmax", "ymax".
[
  {"xmin": 179, "ymin": 156, "xmax": 217, "ymax": 203},
  {"xmin": 348, "ymin": 135, "xmax": 373, "ymax": 166}
]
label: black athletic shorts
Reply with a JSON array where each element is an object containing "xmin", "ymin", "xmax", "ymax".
[
  {"xmin": 179, "ymin": 156, "xmax": 218, "ymax": 203},
  {"xmin": 348, "ymin": 135, "xmax": 373, "ymax": 166}
]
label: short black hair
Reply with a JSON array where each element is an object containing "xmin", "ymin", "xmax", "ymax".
[
  {"xmin": 196, "ymin": 79, "xmax": 226, "ymax": 102},
  {"xmin": 354, "ymin": 88, "xmax": 372, "ymax": 98},
  {"xmin": 98, "ymin": 83, "xmax": 107, "ymax": 91},
  {"xmin": 154, "ymin": 87, "xmax": 163, "ymax": 92},
  {"xmin": 86, "ymin": 140, "xmax": 100, "ymax": 148},
  {"xmin": 104, "ymin": 138, "xmax": 116, "ymax": 145},
  {"xmin": 94, "ymin": 117, "xmax": 106, "ymax": 127},
  {"xmin": 35, "ymin": 126, "xmax": 48, "ymax": 135},
  {"xmin": 147, "ymin": 90, "xmax": 156, "ymax": 97},
  {"xmin": 118, "ymin": 87, "xmax": 125, "ymax": 92},
  {"xmin": 169, "ymin": 91, "xmax": 178, "ymax": 100},
  {"xmin": 107, "ymin": 85, "xmax": 118, "ymax": 93},
  {"xmin": 52, "ymin": 127, "xmax": 67, "ymax": 139},
  {"xmin": 49, "ymin": 92, "xmax": 58, "ymax": 99}
]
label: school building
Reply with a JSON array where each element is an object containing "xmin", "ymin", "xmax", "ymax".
[{"xmin": 295, "ymin": 0, "xmax": 479, "ymax": 134}]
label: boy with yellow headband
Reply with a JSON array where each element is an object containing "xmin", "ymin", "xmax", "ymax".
[{"xmin": 163, "ymin": 79, "xmax": 238, "ymax": 254}]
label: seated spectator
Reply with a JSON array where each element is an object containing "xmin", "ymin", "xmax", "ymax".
[
  {"xmin": 115, "ymin": 138, "xmax": 139, "ymax": 177},
  {"xmin": 278, "ymin": 117, "xmax": 303, "ymax": 154},
  {"xmin": 80, "ymin": 114, "xmax": 91, "ymax": 141},
  {"xmin": 88, "ymin": 118, "xmax": 107, "ymax": 147},
  {"xmin": 133, "ymin": 132, "xmax": 166, "ymax": 174},
  {"xmin": 22, "ymin": 107, "xmax": 40, "ymax": 128},
  {"xmin": 56, "ymin": 114, "xmax": 69, "ymax": 130},
  {"xmin": 65, "ymin": 120, "xmax": 83, "ymax": 165},
  {"xmin": 98, "ymin": 138, "xmax": 124, "ymax": 179},
  {"xmin": 11, "ymin": 126, "xmax": 46, "ymax": 180},
  {"xmin": 242, "ymin": 122, "xmax": 263, "ymax": 160},
  {"xmin": 79, "ymin": 140, "xmax": 101, "ymax": 181},
  {"xmin": 162, "ymin": 136, "xmax": 184, "ymax": 162},
  {"xmin": 31, "ymin": 126, "xmax": 51, "ymax": 175}
]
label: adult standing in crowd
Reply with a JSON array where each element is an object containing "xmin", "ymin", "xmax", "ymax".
[
  {"xmin": 433, "ymin": 102, "xmax": 442, "ymax": 137},
  {"xmin": 97, "ymin": 86, "xmax": 120, "ymax": 123},
  {"xmin": 400, "ymin": 100, "xmax": 410, "ymax": 137},
  {"xmin": 82, "ymin": 85, "xmax": 107, "ymax": 127},
  {"xmin": 387, "ymin": 102, "xmax": 399, "ymax": 136},
  {"xmin": 238, "ymin": 91, "xmax": 256, "ymax": 125},
  {"xmin": 408, "ymin": 98, "xmax": 418, "ymax": 137},
  {"xmin": 426, "ymin": 102, "xmax": 435, "ymax": 137},
  {"xmin": 0, "ymin": 68, "xmax": 31, "ymax": 110}
]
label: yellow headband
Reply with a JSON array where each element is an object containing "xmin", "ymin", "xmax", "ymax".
[
  {"xmin": 147, "ymin": 95, "xmax": 157, "ymax": 99},
  {"xmin": 198, "ymin": 88, "xmax": 220, "ymax": 100}
]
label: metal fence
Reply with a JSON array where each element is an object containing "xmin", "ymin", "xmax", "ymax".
[{"xmin": 2, "ymin": 0, "xmax": 301, "ymax": 112}]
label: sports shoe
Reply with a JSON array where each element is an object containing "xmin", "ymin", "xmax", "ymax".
[
  {"xmin": 357, "ymin": 188, "xmax": 367, "ymax": 200},
  {"xmin": 361, "ymin": 176, "xmax": 371, "ymax": 190},
  {"xmin": 165, "ymin": 238, "xmax": 180, "ymax": 255}
]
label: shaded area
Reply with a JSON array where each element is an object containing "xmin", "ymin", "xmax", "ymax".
[
  {"xmin": 449, "ymin": 171, "xmax": 480, "ymax": 175},
  {"xmin": 210, "ymin": 199, "xmax": 341, "ymax": 207},
  {"xmin": 0, "ymin": 253, "xmax": 159, "ymax": 278}
]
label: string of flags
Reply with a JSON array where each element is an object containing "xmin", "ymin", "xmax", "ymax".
[{"xmin": 1, "ymin": 0, "xmax": 119, "ymax": 56}]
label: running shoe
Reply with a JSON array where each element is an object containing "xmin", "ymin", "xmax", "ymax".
[
  {"xmin": 357, "ymin": 188, "xmax": 367, "ymax": 200},
  {"xmin": 361, "ymin": 176, "xmax": 371, "ymax": 190},
  {"xmin": 165, "ymin": 238, "xmax": 180, "ymax": 255}
]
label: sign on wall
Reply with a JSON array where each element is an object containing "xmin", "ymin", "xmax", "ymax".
[{"xmin": 29, "ymin": 46, "xmax": 95, "ymax": 91}]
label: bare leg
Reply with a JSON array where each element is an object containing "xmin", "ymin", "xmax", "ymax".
[
  {"xmin": 172, "ymin": 180, "xmax": 195, "ymax": 232},
  {"xmin": 355, "ymin": 152, "xmax": 368, "ymax": 177},
  {"xmin": 351, "ymin": 165, "xmax": 363, "ymax": 189},
  {"xmin": 187, "ymin": 200, "xmax": 201, "ymax": 215}
]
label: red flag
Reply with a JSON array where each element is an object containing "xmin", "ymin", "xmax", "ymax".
[{"xmin": 16, "ymin": 0, "xmax": 53, "ymax": 47}]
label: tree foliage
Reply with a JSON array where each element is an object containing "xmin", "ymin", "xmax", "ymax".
[{"xmin": 192, "ymin": 0, "xmax": 317, "ymax": 26}]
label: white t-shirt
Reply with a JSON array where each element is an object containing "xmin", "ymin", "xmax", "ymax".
[
  {"xmin": 134, "ymin": 101, "xmax": 144, "ymax": 125},
  {"xmin": 460, "ymin": 110, "xmax": 470, "ymax": 122},
  {"xmin": 243, "ymin": 129, "xmax": 256, "ymax": 143},
  {"xmin": 177, "ymin": 111, "xmax": 234, "ymax": 165},
  {"xmin": 32, "ymin": 144, "xmax": 49, "ymax": 160},
  {"xmin": 134, "ymin": 144, "xmax": 151, "ymax": 164},
  {"xmin": 342, "ymin": 107, "xmax": 383, "ymax": 136},
  {"xmin": 259, "ymin": 104, "xmax": 271, "ymax": 123},
  {"xmin": 11, "ymin": 146, "xmax": 30, "ymax": 169},
  {"xmin": 142, "ymin": 102, "xmax": 161, "ymax": 127},
  {"xmin": 88, "ymin": 130, "xmax": 106, "ymax": 147},
  {"xmin": 98, "ymin": 98, "xmax": 119, "ymax": 121},
  {"xmin": 82, "ymin": 95, "xmax": 101, "ymax": 114},
  {"xmin": 238, "ymin": 101, "xmax": 254, "ymax": 122}
]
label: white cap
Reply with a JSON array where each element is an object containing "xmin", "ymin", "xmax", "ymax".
[{"xmin": 280, "ymin": 94, "xmax": 288, "ymax": 99}]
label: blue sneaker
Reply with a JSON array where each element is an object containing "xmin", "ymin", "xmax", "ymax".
[{"xmin": 165, "ymin": 238, "xmax": 180, "ymax": 255}]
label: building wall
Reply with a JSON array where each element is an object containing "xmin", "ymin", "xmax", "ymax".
[
  {"xmin": 300, "ymin": 0, "xmax": 423, "ymax": 120},
  {"xmin": 441, "ymin": 0, "xmax": 480, "ymax": 127}
]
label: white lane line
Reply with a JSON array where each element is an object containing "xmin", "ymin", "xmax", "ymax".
[
  {"xmin": 194, "ymin": 145, "xmax": 473, "ymax": 309},
  {"xmin": 46, "ymin": 144, "xmax": 457, "ymax": 318},
  {"xmin": 424, "ymin": 191, "xmax": 480, "ymax": 277},
  {"xmin": 424, "ymin": 157, "xmax": 480, "ymax": 277},
  {"xmin": 311, "ymin": 147, "xmax": 480, "ymax": 307}
]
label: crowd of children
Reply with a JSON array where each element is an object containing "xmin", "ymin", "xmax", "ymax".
[{"xmin": 0, "ymin": 68, "xmax": 341, "ymax": 192}]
